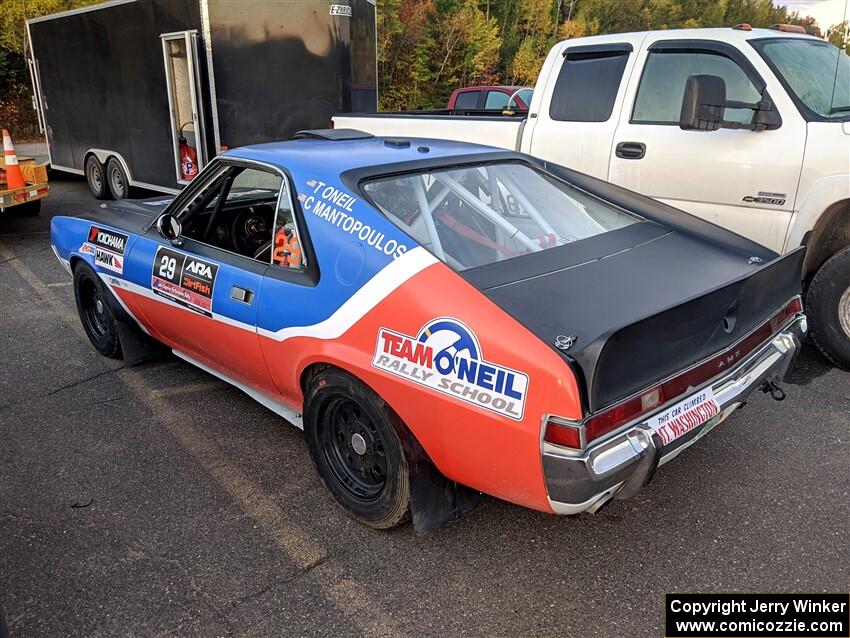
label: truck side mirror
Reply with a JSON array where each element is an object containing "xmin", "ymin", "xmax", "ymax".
[{"xmin": 679, "ymin": 74, "xmax": 726, "ymax": 131}]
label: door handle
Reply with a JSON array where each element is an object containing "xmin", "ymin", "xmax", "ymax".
[
  {"xmin": 615, "ymin": 142, "xmax": 646, "ymax": 160},
  {"xmin": 231, "ymin": 285, "xmax": 254, "ymax": 304}
]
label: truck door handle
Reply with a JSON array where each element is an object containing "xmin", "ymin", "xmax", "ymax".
[
  {"xmin": 615, "ymin": 142, "xmax": 646, "ymax": 160},
  {"xmin": 230, "ymin": 285, "xmax": 254, "ymax": 304}
]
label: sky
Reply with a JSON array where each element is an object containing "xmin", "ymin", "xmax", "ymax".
[{"xmin": 773, "ymin": 0, "xmax": 849, "ymax": 29}]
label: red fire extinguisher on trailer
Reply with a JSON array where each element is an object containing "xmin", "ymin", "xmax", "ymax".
[{"xmin": 179, "ymin": 122, "xmax": 198, "ymax": 181}]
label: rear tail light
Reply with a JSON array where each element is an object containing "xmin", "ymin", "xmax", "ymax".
[
  {"xmin": 545, "ymin": 297, "xmax": 802, "ymax": 451},
  {"xmin": 543, "ymin": 416, "xmax": 583, "ymax": 449}
]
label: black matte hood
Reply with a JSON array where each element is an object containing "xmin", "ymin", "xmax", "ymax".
[
  {"xmin": 463, "ymin": 221, "xmax": 804, "ymax": 412},
  {"xmin": 79, "ymin": 195, "xmax": 174, "ymax": 232}
]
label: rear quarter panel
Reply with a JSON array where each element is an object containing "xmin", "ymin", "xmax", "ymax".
[{"xmin": 254, "ymin": 163, "xmax": 583, "ymax": 512}]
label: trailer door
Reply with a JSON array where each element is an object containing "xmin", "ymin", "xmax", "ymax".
[{"xmin": 161, "ymin": 31, "xmax": 207, "ymax": 185}]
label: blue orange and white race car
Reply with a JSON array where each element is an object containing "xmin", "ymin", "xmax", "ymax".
[{"xmin": 50, "ymin": 129, "xmax": 807, "ymax": 532}]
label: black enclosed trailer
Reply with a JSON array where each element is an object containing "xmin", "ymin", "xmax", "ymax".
[{"xmin": 26, "ymin": 0, "xmax": 376, "ymax": 198}]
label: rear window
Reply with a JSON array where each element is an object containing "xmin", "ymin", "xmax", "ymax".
[
  {"xmin": 453, "ymin": 91, "xmax": 479, "ymax": 109},
  {"xmin": 549, "ymin": 49, "xmax": 629, "ymax": 122},
  {"xmin": 485, "ymin": 91, "xmax": 510, "ymax": 109},
  {"xmin": 363, "ymin": 162, "xmax": 640, "ymax": 271}
]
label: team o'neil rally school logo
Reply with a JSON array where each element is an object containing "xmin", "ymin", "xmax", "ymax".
[{"xmin": 372, "ymin": 318, "xmax": 529, "ymax": 420}]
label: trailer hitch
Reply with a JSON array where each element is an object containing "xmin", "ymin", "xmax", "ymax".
[{"xmin": 760, "ymin": 379, "xmax": 786, "ymax": 401}]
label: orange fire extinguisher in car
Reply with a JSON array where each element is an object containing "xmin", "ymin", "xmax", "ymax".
[{"xmin": 179, "ymin": 123, "xmax": 198, "ymax": 181}]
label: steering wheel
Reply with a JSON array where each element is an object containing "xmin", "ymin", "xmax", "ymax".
[{"xmin": 231, "ymin": 205, "xmax": 273, "ymax": 256}]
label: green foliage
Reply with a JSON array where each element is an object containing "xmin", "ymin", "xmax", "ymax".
[
  {"xmin": 378, "ymin": 0, "xmax": 827, "ymax": 109},
  {"xmin": 827, "ymin": 21, "xmax": 850, "ymax": 54}
]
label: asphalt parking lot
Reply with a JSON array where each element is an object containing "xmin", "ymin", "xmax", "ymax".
[{"xmin": 1, "ymin": 171, "xmax": 849, "ymax": 637}]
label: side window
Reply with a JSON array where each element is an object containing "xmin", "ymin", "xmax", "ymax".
[
  {"xmin": 549, "ymin": 49, "xmax": 629, "ymax": 122},
  {"xmin": 270, "ymin": 178, "xmax": 305, "ymax": 270},
  {"xmin": 173, "ymin": 163, "xmax": 304, "ymax": 269},
  {"xmin": 633, "ymin": 51, "xmax": 762, "ymax": 124},
  {"xmin": 454, "ymin": 91, "xmax": 480, "ymax": 109},
  {"xmin": 485, "ymin": 91, "xmax": 510, "ymax": 109}
]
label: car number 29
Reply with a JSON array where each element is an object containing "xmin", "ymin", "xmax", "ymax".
[{"xmin": 159, "ymin": 255, "xmax": 177, "ymax": 280}]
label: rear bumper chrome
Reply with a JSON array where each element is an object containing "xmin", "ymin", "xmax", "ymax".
[{"xmin": 543, "ymin": 315, "xmax": 806, "ymax": 515}]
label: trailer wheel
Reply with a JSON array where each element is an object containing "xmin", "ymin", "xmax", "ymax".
[
  {"xmin": 304, "ymin": 369, "xmax": 411, "ymax": 529},
  {"xmin": 106, "ymin": 157, "xmax": 130, "ymax": 200},
  {"xmin": 85, "ymin": 155, "xmax": 111, "ymax": 200},
  {"xmin": 806, "ymin": 246, "xmax": 850, "ymax": 370}
]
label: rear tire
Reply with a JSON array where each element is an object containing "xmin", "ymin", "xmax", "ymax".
[
  {"xmin": 85, "ymin": 155, "xmax": 111, "ymax": 200},
  {"xmin": 304, "ymin": 369, "xmax": 410, "ymax": 529},
  {"xmin": 73, "ymin": 262, "xmax": 122, "ymax": 359},
  {"xmin": 105, "ymin": 157, "xmax": 130, "ymax": 200},
  {"xmin": 806, "ymin": 246, "xmax": 850, "ymax": 370}
]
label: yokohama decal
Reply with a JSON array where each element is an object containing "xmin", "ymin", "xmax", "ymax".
[
  {"xmin": 372, "ymin": 318, "xmax": 529, "ymax": 420},
  {"xmin": 151, "ymin": 246, "xmax": 218, "ymax": 316},
  {"xmin": 81, "ymin": 226, "xmax": 128, "ymax": 274}
]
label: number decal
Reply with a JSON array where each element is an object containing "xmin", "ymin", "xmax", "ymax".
[{"xmin": 159, "ymin": 255, "xmax": 177, "ymax": 280}]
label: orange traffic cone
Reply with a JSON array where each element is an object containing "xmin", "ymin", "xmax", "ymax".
[{"xmin": 2, "ymin": 129, "xmax": 26, "ymax": 190}]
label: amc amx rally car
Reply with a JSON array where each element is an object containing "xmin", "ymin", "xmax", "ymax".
[{"xmin": 51, "ymin": 130, "xmax": 807, "ymax": 532}]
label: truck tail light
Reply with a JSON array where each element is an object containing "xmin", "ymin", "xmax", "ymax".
[{"xmin": 545, "ymin": 298, "xmax": 802, "ymax": 451}]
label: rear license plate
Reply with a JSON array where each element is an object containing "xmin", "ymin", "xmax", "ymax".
[{"xmin": 644, "ymin": 387, "xmax": 721, "ymax": 447}]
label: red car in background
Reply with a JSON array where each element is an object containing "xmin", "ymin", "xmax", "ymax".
[{"xmin": 447, "ymin": 86, "xmax": 533, "ymax": 110}]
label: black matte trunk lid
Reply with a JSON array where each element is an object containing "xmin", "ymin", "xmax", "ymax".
[{"xmin": 465, "ymin": 222, "xmax": 803, "ymax": 412}]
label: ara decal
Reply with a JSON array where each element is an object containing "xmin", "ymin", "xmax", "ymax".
[
  {"xmin": 151, "ymin": 246, "xmax": 219, "ymax": 316},
  {"xmin": 372, "ymin": 318, "xmax": 529, "ymax": 420}
]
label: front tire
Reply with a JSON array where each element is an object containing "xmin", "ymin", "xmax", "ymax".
[
  {"xmin": 304, "ymin": 369, "xmax": 410, "ymax": 529},
  {"xmin": 85, "ymin": 155, "xmax": 111, "ymax": 200},
  {"xmin": 73, "ymin": 263, "xmax": 122, "ymax": 359},
  {"xmin": 806, "ymin": 246, "xmax": 850, "ymax": 370}
]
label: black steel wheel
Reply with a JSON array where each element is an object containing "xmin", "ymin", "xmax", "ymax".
[
  {"xmin": 73, "ymin": 263, "xmax": 122, "ymax": 358},
  {"xmin": 105, "ymin": 157, "xmax": 130, "ymax": 200},
  {"xmin": 85, "ymin": 155, "xmax": 111, "ymax": 200},
  {"xmin": 304, "ymin": 369, "xmax": 410, "ymax": 529}
]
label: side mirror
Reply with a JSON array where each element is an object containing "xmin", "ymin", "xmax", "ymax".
[
  {"xmin": 156, "ymin": 213, "xmax": 182, "ymax": 241},
  {"xmin": 680, "ymin": 74, "xmax": 726, "ymax": 131}
]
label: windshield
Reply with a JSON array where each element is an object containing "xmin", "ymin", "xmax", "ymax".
[
  {"xmin": 757, "ymin": 39, "xmax": 850, "ymax": 119},
  {"xmin": 363, "ymin": 162, "xmax": 640, "ymax": 271}
]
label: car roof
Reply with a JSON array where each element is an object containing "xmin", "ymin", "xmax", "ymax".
[
  {"xmin": 224, "ymin": 135, "xmax": 506, "ymax": 175},
  {"xmin": 455, "ymin": 86, "xmax": 531, "ymax": 92},
  {"xmin": 567, "ymin": 27, "xmax": 818, "ymax": 46}
]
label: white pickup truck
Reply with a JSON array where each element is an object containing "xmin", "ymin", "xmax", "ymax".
[{"xmin": 335, "ymin": 26, "xmax": 850, "ymax": 368}]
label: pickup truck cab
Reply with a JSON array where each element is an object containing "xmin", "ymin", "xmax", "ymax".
[{"xmin": 335, "ymin": 27, "xmax": 850, "ymax": 368}]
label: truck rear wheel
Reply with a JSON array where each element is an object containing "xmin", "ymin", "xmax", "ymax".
[
  {"xmin": 304, "ymin": 369, "xmax": 411, "ymax": 529},
  {"xmin": 806, "ymin": 246, "xmax": 850, "ymax": 370},
  {"xmin": 85, "ymin": 155, "xmax": 111, "ymax": 200}
]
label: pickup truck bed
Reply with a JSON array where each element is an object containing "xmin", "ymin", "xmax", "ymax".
[{"xmin": 333, "ymin": 112, "xmax": 525, "ymax": 152}]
